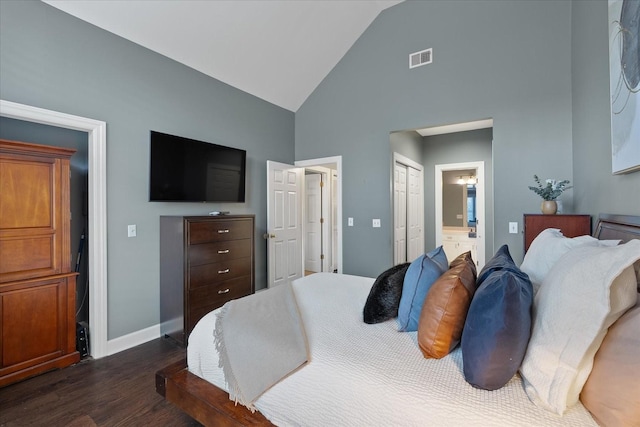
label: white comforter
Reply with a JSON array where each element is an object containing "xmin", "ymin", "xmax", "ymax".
[{"xmin": 188, "ymin": 272, "xmax": 597, "ymax": 427}]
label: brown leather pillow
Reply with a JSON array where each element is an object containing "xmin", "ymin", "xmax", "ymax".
[
  {"xmin": 580, "ymin": 295, "xmax": 640, "ymax": 427},
  {"xmin": 418, "ymin": 252, "xmax": 477, "ymax": 359}
]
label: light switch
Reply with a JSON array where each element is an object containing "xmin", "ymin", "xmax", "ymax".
[
  {"xmin": 128, "ymin": 224, "xmax": 137, "ymax": 237},
  {"xmin": 372, "ymin": 219, "xmax": 381, "ymax": 228},
  {"xmin": 348, "ymin": 217, "xmax": 354, "ymax": 226},
  {"xmin": 509, "ymin": 222, "xmax": 518, "ymax": 234}
]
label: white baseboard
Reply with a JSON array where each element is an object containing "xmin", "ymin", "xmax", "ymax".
[{"xmin": 106, "ymin": 323, "xmax": 161, "ymax": 356}]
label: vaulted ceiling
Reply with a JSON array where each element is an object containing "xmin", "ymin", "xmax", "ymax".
[{"xmin": 43, "ymin": 0, "xmax": 403, "ymax": 112}]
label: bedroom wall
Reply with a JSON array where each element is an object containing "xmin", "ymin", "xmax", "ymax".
[
  {"xmin": 295, "ymin": 0, "xmax": 574, "ymax": 274},
  {"xmin": 0, "ymin": 1, "xmax": 295, "ymax": 340},
  {"xmin": 571, "ymin": 0, "xmax": 640, "ymax": 217}
]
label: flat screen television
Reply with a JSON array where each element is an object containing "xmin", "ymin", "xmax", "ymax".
[{"xmin": 149, "ymin": 131, "xmax": 246, "ymax": 202}]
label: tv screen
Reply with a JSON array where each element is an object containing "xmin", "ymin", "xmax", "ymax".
[{"xmin": 149, "ymin": 131, "xmax": 246, "ymax": 202}]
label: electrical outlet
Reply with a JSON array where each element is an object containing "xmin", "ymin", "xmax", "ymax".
[
  {"xmin": 128, "ymin": 224, "xmax": 137, "ymax": 237},
  {"xmin": 372, "ymin": 219, "xmax": 381, "ymax": 228},
  {"xmin": 348, "ymin": 217, "xmax": 354, "ymax": 226},
  {"xmin": 509, "ymin": 222, "xmax": 518, "ymax": 234}
]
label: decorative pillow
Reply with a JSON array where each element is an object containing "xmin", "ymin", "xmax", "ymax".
[
  {"xmin": 461, "ymin": 245, "xmax": 533, "ymax": 390},
  {"xmin": 520, "ymin": 228, "xmax": 620, "ymax": 293},
  {"xmin": 363, "ymin": 263, "xmax": 410, "ymax": 324},
  {"xmin": 476, "ymin": 243, "xmax": 522, "ymax": 285},
  {"xmin": 418, "ymin": 251, "xmax": 477, "ymax": 359},
  {"xmin": 397, "ymin": 246, "xmax": 448, "ymax": 332},
  {"xmin": 580, "ymin": 296, "xmax": 640, "ymax": 427},
  {"xmin": 520, "ymin": 240, "xmax": 640, "ymax": 415}
]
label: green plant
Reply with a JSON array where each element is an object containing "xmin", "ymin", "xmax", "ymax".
[{"xmin": 528, "ymin": 175, "xmax": 572, "ymax": 201}]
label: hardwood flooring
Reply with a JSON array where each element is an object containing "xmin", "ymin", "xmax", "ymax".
[{"xmin": 0, "ymin": 338, "xmax": 201, "ymax": 426}]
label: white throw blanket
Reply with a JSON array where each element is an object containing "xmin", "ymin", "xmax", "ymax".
[{"xmin": 214, "ymin": 281, "xmax": 309, "ymax": 411}]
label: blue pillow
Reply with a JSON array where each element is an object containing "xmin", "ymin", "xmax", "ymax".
[
  {"xmin": 461, "ymin": 245, "xmax": 533, "ymax": 390},
  {"xmin": 476, "ymin": 244, "xmax": 523, "ymax": 285},
  {"xmin": 397, "ymin": 246, "xmax": 448, "ymax": 332}
]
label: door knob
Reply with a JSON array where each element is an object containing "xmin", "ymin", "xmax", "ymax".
[{"xmin": 263, "ymin": 233, "xmax": 276, "ymax": 239}]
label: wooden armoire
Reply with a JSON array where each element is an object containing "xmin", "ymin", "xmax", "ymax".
[{"xmin": 0, "ymin": 139, "xmax": 79, "ymax": 387}]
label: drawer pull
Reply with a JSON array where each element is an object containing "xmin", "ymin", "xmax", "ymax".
[
  {"xmin": 217, "ymin": 229, "xmax": 230, "ymax": 234},
  {"xmin": 217, "ymin": 249, "xmax": 230, "ymax": 254},
  {"xmin": 218, "ymin": 288, "xmax": 230, "ymax": 294},
  {"xmin": 218, "ymin": 268, "xmax": 230, "ymax": 274}
]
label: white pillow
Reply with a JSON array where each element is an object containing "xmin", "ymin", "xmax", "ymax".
[
  {"xmin": 520, "ymin": 240, "xmax": 640, "ymax": 415},
  {"xmin": 520, "ymin": 228, "xmax": 620, "ymax": 293}
]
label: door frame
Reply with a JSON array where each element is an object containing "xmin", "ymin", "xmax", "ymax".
[
  {"xmin": 435, "ymin": 161, "xmax": 485, "ymax": 267},
  {"xmin": 0, "ymin": 99, "xmax": 109, "ymax": 359},
  {"xmin": 295, "ymin": 156, "xmax": 343, "ymax": 274}
]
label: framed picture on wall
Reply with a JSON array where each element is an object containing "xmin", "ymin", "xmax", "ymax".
[{"xmin": 608, "ymin": 0, "xmax": 640, "ymax": 174}]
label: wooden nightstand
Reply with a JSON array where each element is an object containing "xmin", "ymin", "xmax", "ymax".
[{"xmin": 523, "ymin": 214, "xmax": 591, "ymax": 252}]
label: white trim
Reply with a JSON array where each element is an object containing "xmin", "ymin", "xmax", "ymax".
[
  {"xmin": 0, "ymin": 99, "xmax": 109, "ymax": 359},
  {"xmin": 295, "ymin": 156, "xmax": 343, "ymax": 274},
  {"xmin": 107, "ymin": 324, "xmax": 160, "ymax": 356},
  {"xmin": 435, "ymin": 161, "xmax": 486, "ymax": 268}
]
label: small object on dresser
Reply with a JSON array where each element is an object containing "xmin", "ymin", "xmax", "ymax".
[{"xmin": 209, "ymin": 211, "xmax": 230, "ymax": 216}]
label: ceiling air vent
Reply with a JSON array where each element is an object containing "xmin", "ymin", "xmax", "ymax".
[{"xmin": 409, "ymin": 48, "xmax": 432, "ymax": 69}]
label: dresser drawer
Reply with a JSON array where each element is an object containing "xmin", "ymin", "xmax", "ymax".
[
  {"xmin": 189, "ymin": 257, "xmax": 252, "ymax": 289},
  {"xmin": 188, "ymin": 238, "xmax": 252, "ymax": 266},
  {"xmin": 188, "ymin": 219, "xmax": 253, "ymax": 245},
  {"xmin": 188, "ymin": 276, "xmax": 252, "ymax": 311},
  {"xmin": 187, "ymin": 278, "xmax": 252, "ymax": 335}
]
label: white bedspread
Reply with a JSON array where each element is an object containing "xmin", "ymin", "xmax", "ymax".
[{"xmin": 188, "ymin": 272, "xmax": 597, "ymax": 427}]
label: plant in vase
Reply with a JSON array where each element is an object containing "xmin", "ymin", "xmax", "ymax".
[{"xmin": 528, "ymin": 175, "xmax": 572, "ymax": 214}]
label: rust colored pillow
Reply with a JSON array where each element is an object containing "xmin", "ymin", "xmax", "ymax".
[
  {"xmin": 580, "ymin": 296, "xmax": 640, "ymax": 427},
  {"xmin": 418, "ymin": 252, "xmax": 477, "ymax": 359}
]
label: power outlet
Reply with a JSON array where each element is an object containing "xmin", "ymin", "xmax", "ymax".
[
  {"xmin": 127, "ymin": 224, "xmax": 137, "ymax": 237},
  {"xmin": 372, "ymin": 219, "xmax": 381, "ymax": 228},
  {"xmin": 509, "ymin": 222, "xmax": 518, "ymax": 234}
]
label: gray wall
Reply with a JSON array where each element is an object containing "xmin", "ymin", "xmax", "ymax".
[
  {"xmin": 0, "ymin": 1, "xmax": 294, "ymax": 340},
  {"xmin": 390, "ymin": 130, "xmax": 424, "ymax": 164},
  {"xmin": 296, "ymin": 0, "xmax": 567, "ymax": 272},
  {"xmin": 571, "ymin": 1, "xmax": 640, "ymax": 217}
]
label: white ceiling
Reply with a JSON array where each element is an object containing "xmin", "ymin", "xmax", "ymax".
[{"xmin": 43, "ymin": 0, "xmax": 402, "ymax": 112}]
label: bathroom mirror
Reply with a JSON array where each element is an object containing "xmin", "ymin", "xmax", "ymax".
[{"xmin": 442, "ymin": 169, "xmax": 477, "ymax": 229}]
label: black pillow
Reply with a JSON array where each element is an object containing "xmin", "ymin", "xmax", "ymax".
[{"xmin": 363, "ymin": 263, "xmax": 410, "ymax": 324}]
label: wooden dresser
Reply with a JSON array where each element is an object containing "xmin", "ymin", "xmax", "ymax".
[
  {"xmin": 160, "ymin": 215, "xmax": 255, "ymax": 346},
  {"xmin": 0, "ymin": 139, "xmax": 79, "ymax": 387},
  {"xmin": 523, "ymin": 214, "xmax": 591, "ymax": 252}
]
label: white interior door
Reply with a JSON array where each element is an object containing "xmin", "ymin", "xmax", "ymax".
[
  {"xmin": 394, "ymin": 163, "xmax": 407, "ymax": 264},
  {"xmin": 304, "ymin": 173, "xmax": 322, "ymax": 273},
  {"xmin": 267, "ymin": 161, "xmax": 303, "ymax": 288},
  {"xmin": 407, "ymin": 165, "xmax": 424, "ymax": 261},
  {"xmin": 393, "ymin": 153, "xmax": 424, "ymax": 265}
]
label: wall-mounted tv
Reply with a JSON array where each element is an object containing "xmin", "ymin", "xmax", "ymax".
[{"xmin": 149, "ymin": 131, "xmax": 246, "ymax": 202}]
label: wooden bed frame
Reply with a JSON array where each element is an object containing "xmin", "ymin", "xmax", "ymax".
[{"xmin": 156, "ymin": 213, "xmax": 640, "ymax": 426}]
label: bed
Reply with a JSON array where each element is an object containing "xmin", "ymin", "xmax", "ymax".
[{"xmin": 156, "ymin": 213, "xmax": 640, "ymax": 426}]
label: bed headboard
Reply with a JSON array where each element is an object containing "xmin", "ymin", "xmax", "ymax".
[
  {"xmin": 593, "ymin": 214, "xmax": 640, "ymax": 242},
  {"xmin": 595, "ymin": 214, "xmax": 640, "ymax": 292}
]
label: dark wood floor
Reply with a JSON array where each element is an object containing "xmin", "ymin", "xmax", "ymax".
[{"xmin": 0, "ymin": 338, "xmax": 201, "ymax": 426}]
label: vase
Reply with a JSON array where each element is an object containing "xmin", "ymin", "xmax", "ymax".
[{"xmin": 541, "ymin": 200, "xmax": 558, "ymax": 215}]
